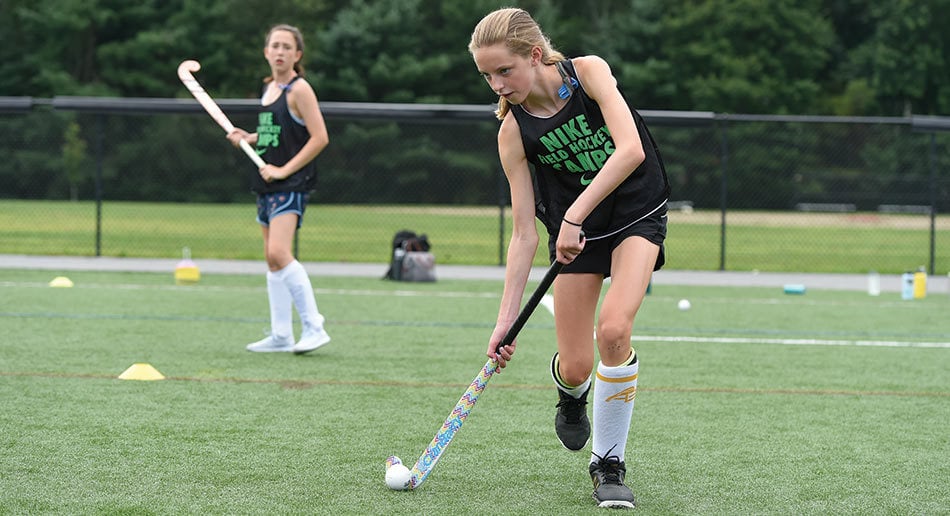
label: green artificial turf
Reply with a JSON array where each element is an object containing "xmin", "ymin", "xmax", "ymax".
[{"xmin": 1, "ymin": 269, "xmax": 947, "ymax": 514}]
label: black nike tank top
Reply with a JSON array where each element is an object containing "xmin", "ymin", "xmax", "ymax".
[
  {"xmin": 251, "ymin": 76, "xmax": 317, "ymax": 193},
  {"xmin": 510, "ymin": 60, "xmax": 670, "ymax": 238}
]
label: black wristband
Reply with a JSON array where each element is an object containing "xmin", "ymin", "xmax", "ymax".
[{"xmin": 562, "ymin": 217, "xmax": 583, "ymax": 227}]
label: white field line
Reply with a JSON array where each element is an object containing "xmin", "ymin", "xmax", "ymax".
[
  {"xmin": 5, "ymin": 281, "xmax": 946, "ymax": 348},
  {"xmin": 0, "ymin": 281, "xmax": 918, "ymax": 306},
  {"xmin": 634, "ymin": 335, "xmax": 950, "ymax": 349},
  {"xmin": 540, "ymin": 293, "xmax": 947, "ymax": 348},
  {"xmin": 0, "ymin": 281, "xmax": 498, "ymax": 299},
  {"xmin": 536, "ymin": 294, "xmax": 946, "ymax": 348}
]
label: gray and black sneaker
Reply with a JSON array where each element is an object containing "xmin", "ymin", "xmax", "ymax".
[
  {"xmin": 555, "ymin": 387, "xmax": 590, "ymax": 451},
  {"xmin": 590, "ymin": 454, "xmax": 636, "ymax": 509}
]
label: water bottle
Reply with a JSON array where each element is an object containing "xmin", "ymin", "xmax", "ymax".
[
  {"xmin": 174, "ymin": 246, "xmax": 200, "ymax": 285},
  {"xmin": 901, "ymin": 271, "xmax": 914, "ymax": 300},
  {"xmin": 913, "ymin": 267, "xmax": 927, "ymax": 299},
  {"xmin": 867, "ymin": 271, "xmax": 880, "ymax": 296},
  {"xmin": 393, "ymin": 247, "xmax": 406, "ymax": 281}
]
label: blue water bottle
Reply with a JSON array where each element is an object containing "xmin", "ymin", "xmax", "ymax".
[{"xmin": 901, "ymin": 271, "xmax": 914, "ymax": 300}]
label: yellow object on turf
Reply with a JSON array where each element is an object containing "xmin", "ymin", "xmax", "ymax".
[
  {"xmin": 174, "ymin": 247, "xmax": 200, "ymax": 285},
  {"xmin": 49, "ymin": 276, "xmax": 74, "ymax": 288},
  {"xmin": 913, "ymin": 269, "xmax": 927, "ymax": 299},
  {"xmin": 118, "ymin": 363, "xmax": 165, "ymax": 381},
  {"xmin": 175, "ymin": 262, "xmax": 200, "ymax": 285}
]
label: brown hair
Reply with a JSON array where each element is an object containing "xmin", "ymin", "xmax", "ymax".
[
  {"xmin": 469, "ymin": 8, "xmax": 565, "ymax": 119},
  {"xmin": 263, "ymin": 24, "xmax": 305, "ymax": 84}
]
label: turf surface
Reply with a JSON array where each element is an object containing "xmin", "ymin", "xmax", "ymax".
[{"xmin": 1, "ymin": 269, "xmax": 947, "ymax": 514}]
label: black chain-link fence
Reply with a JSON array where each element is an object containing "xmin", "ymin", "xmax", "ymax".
[{"xmin": 1, "ymin": 97, "xmax": 948, "ymax": 274}]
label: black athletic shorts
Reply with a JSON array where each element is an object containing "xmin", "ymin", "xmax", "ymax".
[{"xmin": 548, "ymin": 207, "xmax": 667, "ymax": 277}]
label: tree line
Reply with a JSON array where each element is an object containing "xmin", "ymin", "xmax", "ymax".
[
  {"xmin": 1, "ymin": 0, "xmax": 946, "ymax": 211},
  {"xmin": 2, "ymin": 0, "xmax": 950, "ymax": 117}
]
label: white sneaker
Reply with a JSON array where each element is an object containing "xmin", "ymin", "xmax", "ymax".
[
  {"xmin": 246, "ymin": 334, "xmax": 294, "ymax": 352},
  {"xmin": 293, "ymin": 327, "xmax": 331, "ymax": 355}
]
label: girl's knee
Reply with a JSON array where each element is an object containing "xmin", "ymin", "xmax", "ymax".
[
  {"xmin": 265, "ymin": 251, "xmax": 292, "ymax": 271},
  {"xmin": 597, "ymin": 319, "xmax": 633, "ymax": 347},
  {"xmin": 556, "ymin": 354, "xmax": 593, "ymax": 386}
]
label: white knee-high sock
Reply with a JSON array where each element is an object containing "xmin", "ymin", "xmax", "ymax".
[
  {"xmin": 280, "ymin": 260, "xmax": 325, "ymax": 332},
  {"xmin": 266, "ymin": 269, "xmax": 293, "ymax": 340},
  {"xmin": 591, "ymin": 349, "xmax": 638, "ymax": 463}
]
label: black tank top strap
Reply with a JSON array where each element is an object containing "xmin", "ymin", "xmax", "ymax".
[
  {"xmin": 279, "ymin": 75, "xmax": 303, "ymax": 91},
  {"xmin": 555, "ymin": 61, "xmax": 578, "ymax": 99}
]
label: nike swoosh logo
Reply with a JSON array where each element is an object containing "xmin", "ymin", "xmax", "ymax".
[{"xmin": 579, "ymin": 173, "xmax": 595, "ymax": 186}]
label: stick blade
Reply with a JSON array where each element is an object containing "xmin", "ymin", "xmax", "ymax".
[{"xmin": 177, "ymin": 59, "xmax": 201, "ymax": 79}]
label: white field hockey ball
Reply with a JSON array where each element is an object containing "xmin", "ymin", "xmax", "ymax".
[{"xmin": 385, "ymin": 463, "xmax": 412, "ymax": 490}]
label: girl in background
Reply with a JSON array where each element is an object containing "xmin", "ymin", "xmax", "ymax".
[{"xmin": 227, "ymin": 24, "xmax": 331, "ymax": 355}]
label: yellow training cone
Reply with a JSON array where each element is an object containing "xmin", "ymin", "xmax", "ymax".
[
  {"xmin": 49, "ymin": 276, "xmax": 74, "ymax": 288},
  {"xmin": 118, "ymin": 363, "xmax": 165, "ymax": 381}
]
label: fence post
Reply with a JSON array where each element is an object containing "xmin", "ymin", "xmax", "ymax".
[
  {"xmin": 95, "ymin": 114, "xmax": 104, "ymax": 257},
  {"xmin": 718, "ymin": 118, "xmax": 729, "ymax": 271},
  {"xmin": 929, "ymin": 133, "xmax": 937, "ymax": 275}
]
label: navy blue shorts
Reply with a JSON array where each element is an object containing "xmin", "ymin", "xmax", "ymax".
[
  {"xmin": 548, "ymin": 207, "xmax": 667, "ymax": 277},
  {"xmin": 256, "ymin": 192, "xmax": 308, "ymax": 228}
]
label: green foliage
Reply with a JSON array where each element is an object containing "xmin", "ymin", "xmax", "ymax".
[
  {"xmin": 311, "ymin": 0, "xmax": 500, "ymax": 103},
  {"xmin": 0, "ymin": 0, "xmax": 336, "ymax": 98},
  {"xmin": 828, "ymin": 79, "xmax": 878, "ymax": 116},
  {"xmin": 1, "ymin": 0, "xmax": 948, "ymax": 115},
  {"xmin": 0, "ymin": 0, "xmax": 115, "ymax": 96},
  {"xmin": 870, "ymin": 0, "xmax": 950, "ymax": 115},
  {"xmin": 596, "ymin": 0, "xmax": 675, "ymax": 109},
  {"xmin": 659, "ymin": 0, "xmax": 833, "ymax": 113},
  {"xmin": 0, "ymin": 109, "xmax": 71, "ymax": 199}
]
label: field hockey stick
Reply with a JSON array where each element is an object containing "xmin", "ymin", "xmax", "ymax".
[
  {"xmin": 407, "ymin": 258, "xmax": 566, "ymax": 489},
  {"xmin": 177, "ymin": 60, "xmax": 266, "ymax": 168}
]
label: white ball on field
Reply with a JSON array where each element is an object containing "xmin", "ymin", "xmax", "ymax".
[
  {"xmin": 385, "ymin": 463, "xmax": 412, "ymax": 491},
  {"xmin": 678, "ymin": 299, "xmax": 691, "ymax": 311}
]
